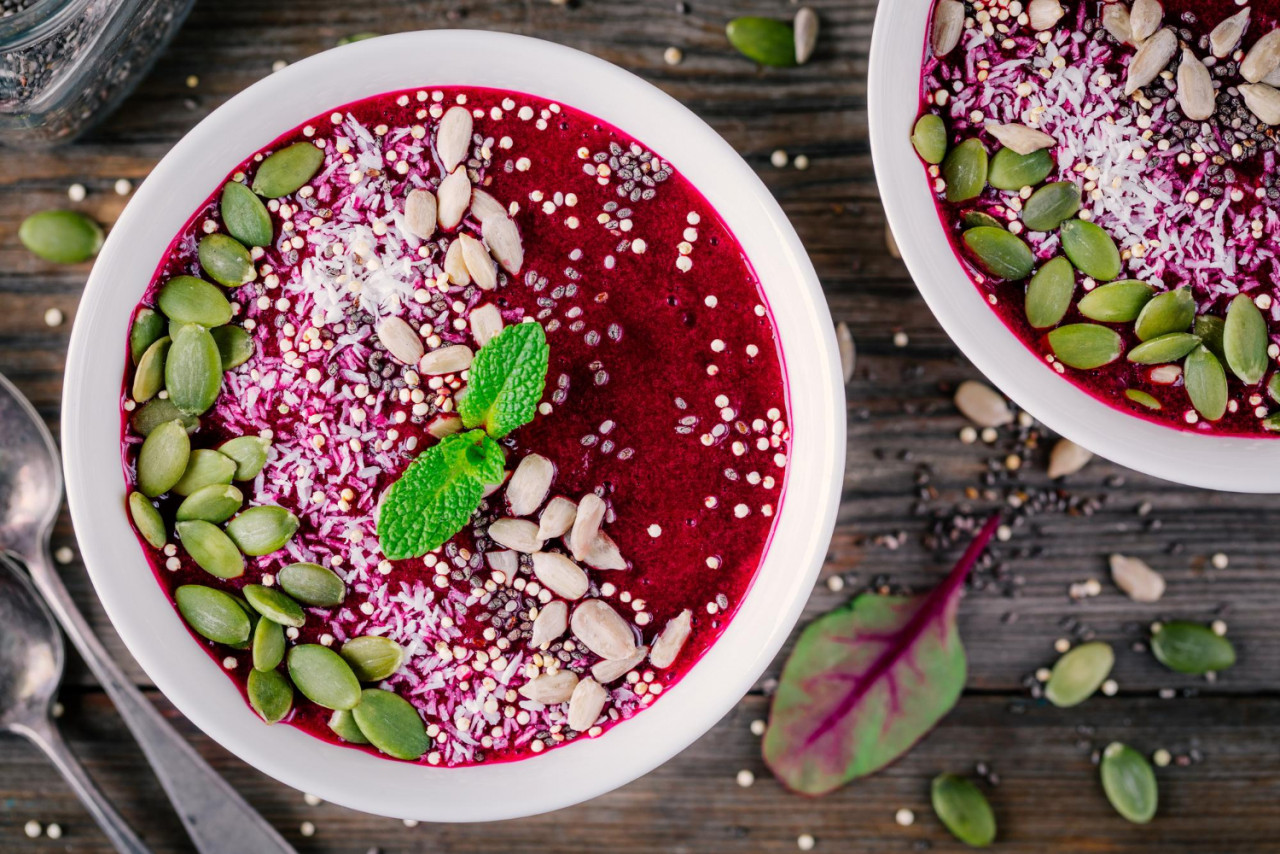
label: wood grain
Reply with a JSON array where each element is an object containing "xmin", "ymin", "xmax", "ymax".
[{"xmin": 1, "ymin": 0, "xmax": 1277, "ymax": 851}]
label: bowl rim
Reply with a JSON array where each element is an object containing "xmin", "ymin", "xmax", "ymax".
[
  {"xmin": 869, "ymin": 0, "xmax": 1280, "ymax": 494},
  {"xmin": 62, "ymin": 30, "xmax": 846, "ymax": 821}
]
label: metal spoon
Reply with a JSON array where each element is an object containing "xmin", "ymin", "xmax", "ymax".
[
  {"xmin": 0, "ymin": 551, "xmax": 151, "ymax": 853},
  {"xmin": 0, "ymin": 373, "xmax": 296, "ymax": 854}
]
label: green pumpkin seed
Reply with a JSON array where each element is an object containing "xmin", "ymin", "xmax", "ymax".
[
  {"xmin": 1150, "ymin": 621, "xmax": 1236, "ymax": 674},
  {"xmin": 328, "ymin": 709, "xmax": 370, "ymax": 744},
  {"xmin": 128, "ymin": 492, "xmax": 167, "ymax": 549},
  {"xmin": 1021, "ymin": 181, "xmax": 1081, "ymax": 232},
  {"xmin": 278, "ymin": 562, "xmax": 346, "ymax": 607},
  {"xmin": 288, "ymin": 644, "xmax": 362, "ymax": 710},
  {"xmin": 987, "ymin": 147, "xmax": 1053, "ymax": 192},
  {"xmin": 198, "ymin": 234, "xmax": 257, "ymax": 288},
  {"xmin": 243, "ymin": 584, "xmax": 306, "ymax": 628},
  {"xmin": 211, "ymin": 325, "xmax": 254, "ymax": 370},
  {"xmin": 131, "ymin": 336, "xmax": 171, "ymax": 403},
  {"xmin": 252, "ymin": 142, "xmax": 325, "ymax": 198},
  {"xmin": 1125, "ymin": 389, "xmax": 1162, "ymax": 410},
  {"xmin": 911, "ymin": 114, "xmax": 948, "ymax": 164},
  {"xmin": 943, "ymin": 139, "xmax": 989, "ymax": 202},
  {"xmin": 217, "ymin": 435, "xmax": 270, "ymax": 480},
  {"xmin": 172, "ymin": 449, "xmax": 236, "ymax": 496},
  {"xmin": 137, "ymin": 419, "xmax": 191, "ymax": 497},
  {"xmin": 176, "ymin": 520, "xmax": 245, "ymax": 579},
  {"xmin": 247, "ymin": 668, "xmax": 294, "ymax": 724},
  {"xmin": 130, "ymin": 309, "xmax": 167, "ymax": 365},
  {"xmin": 337, "ymin": 32, "xmax": 380, "ymax": 45},
  {"xmin": 963, "ymin": 226, "xmax": 1034, "ymax": 280},
  {"xmin": 130, "ymin": 398, "xmax": 199, "ymax": 436},
  {"xmin": 1047, "ymin": 324, "xmax": 1123, "ymax": 370},
  {"xmin": 157, "ymin": 276, "xmax": 233, "ymax": 327},
  {"xmin": 1223, "ymin": 294, "xmax": 1268, "ymax": 385},
  {"xmin": 931, "ymin": 774, "xmax": 996, "ymax": 848},
  {"xmin": 1044, "ymin": 641, "xmax": 1114, "ymax": 708},
  {"xmin": 166, "ymin": 324, "xmax": 223, "ymax": 416},
  {"xmin": 1263, "ymin": 412, "xmax": 1280, "ymax": 432},
  {"xmin": 1024, "ymin": 257, "xmax": 1075, "ymax": 329},
  {"xmin": 1126, "ymin": 333, "xmax": 1202, "ymax": 365},
  {"xmin": 1184, "ymin": 346, "xmax": 1228, "ymax": 421},
  {"xmin": 220, "ymin": 181, "xmax": 274, "ymax": 247},
  {"xmin": 175, "ymin": 584, "xmax": 252, "ymax": 646},
  {"xmin": 18, "ymin": 209, "xmax": 104, "ymax": 264},
  {"xmin": 1077, "ymin": 280, "xmax": 1155, "ymax": 323},
  {"xmin": 1060, "ymin": 219, "xmax": 1121, "ymax": 282},
  {"xmin": 351, "ymin": 688, "xmax": 431, "ymax": 761},
  {"xmin": 1134, "ymin": 288, "xmax": 1196, "ymax": 341},
  {"xmin": 340, "ymin": 636, "xmax": 404, "ymax": 682},
  {"xmin": 1196, "ymin": 314, "xmax": 1227, "ymax": 361},
  {"xmin": 252, "ymin": 617, "xmax": 286, "ymax": 671},
  {"xmin": 175, "ymin": 483, "xmax": 243, "ymax": 524},
  {"xmin": 227, "ymin": 595, "xmax": 259, "ymax": 650},
  {"xmin": 226, "ymin": 505, "xmax": 300, "ymax": 556},
  {"xmin": 1100, "ymin": 743, "xmax": 1158, "ymax": 824},
  {"xmin": 961, "ymin": 210, "xmax": 1003, "ymax": 230},
  {"xmin": 1269, "ymin": 374, "xmax": 1280, "ymax": 404},
  {"xmin": 725, "ymin": 17, "xmax": 797, "ymax": 67}
]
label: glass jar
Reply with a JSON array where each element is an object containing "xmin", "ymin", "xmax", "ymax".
[{"xmin": 0, "ymin": 0, "xmax": 195, "ymax": 148}]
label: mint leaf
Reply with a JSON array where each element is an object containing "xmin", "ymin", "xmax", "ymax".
[
  {"xmin": 457, "ymin": 321, "xmax": 549, "ymax": 438},
  {"xmin": 377, "ymin": 430, "xmax": 506, "ymax": 560}
]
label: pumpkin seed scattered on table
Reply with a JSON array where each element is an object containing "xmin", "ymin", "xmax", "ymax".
[
  {"xmin": 963, "ymin": 226, "xmax": 1034, "ymax": 280},
  {"xmin": 1048, "ymin": 324, "xmax": 1123, "ymax": 370},
  {"xmin": 136, "ymin": 419, "xmax": 191, "ymax": 497},
  {"xmin": 251, "ymin": 612, "xmax": 286, "ymax": 671},
  {"xmin": 175, "ymin": 584, "xmax": 252, "ymax": 646},
  {"xmin": 1127, "ymin": 332, "xmax": 1202, "ymax": 365},
  {"xmin": 220, "ymin": 181, "xmax": 274, "ymax": 247},
  {"xmin": 911, "ymin": 114, "xmax": 948, "ymax": 164},
  {"xmin": 243, "ymin": 583, "xmax": 306, "ymax": 628},
  {"xmin": 1134, "ymin": 288, "xmax": 1196, "ymax": 341},
  {"xmin": 943, "ymin": 139, "xmax": 989, "ymax": 202},
  {"xmin": 288, "ymin": 644, "xmax": 362, "ymax": 710},
  {"xmin": 166, "ymin": 324, "xmax": 223, "ymax": 416},
  {"xmin": 340, "ymin": 636, "xmax": 405, "ymax": 682},
  {"xmin": 130, "ymin": 398, "xmax": 199, "ymax": 436},
  {"xmin": 176, "ymin": 483, "xmax": 244, "ymax": 524},
  {"xmin": 328, "ymin": 708, "xmax": 370, "ymax": 744},
  {"xmin": 1125, "ymin": 389, "xmax": 1162, "ymax": 410},
  {"xmin": 130, "ymin": 309, "xmax": 167, "ymax": 365},
  {"xmin": 278, "ymin": 562, "xmax": 346, "ymax": 607},
  {"xmin": 211, "ymin": 325, "xmax": 254, "ymax": 370},
  {"xmin": 351, "ymin": 688, "xmax": 432, "ymax": 761},
  {"xmin": 247, "ymin": 668, "xmax": 293, "ymax": 724},
  {"xmin": 725, "ymin": 16, "xmax": 798, "ymax": 67},
  {"xmin": 1060, "ymin": 219, "xmax": 1121, "ymax": 281},
  {"xmin": 226, "ymin": 505, "xmax": 300, "ymax": 556},
  {"xmin": 1184, "ymin": 345, "xmax": 1228, "ymax": 421},
  {"xmin": 1024, "ymin": 256, "xmax": 1075, "ymax": 329},
  {"xmin": 217, "ymin": 435, "xmax": 270, "ymax": 480},
  {"xmin": 157, "ymin": 275, "xmax": 233, "ymax": 327},
  {"xmin": 18, "ymin": 210, "xmax": 104, "ymax": 264},
  {"xmin": 987, "ymin": 146, "xmax": 1053, "ymax": 192},
  {"xmin": 176, "ymin": 520, "xmax": 245, "ymax": 579},
  {"xmin": 1021, "ymin": 181, "xmax": 1081, "ymax": 231},
  {"xmin": 1223, "ymin": 293, "xmax": 1268, "ymax": 384},
  {"xmin": 198, "ymin": 233, "xmax": 257, "ymax": 288},
  {"xmin": 128, "ymin": 492, "xmax": 167, "ymax": 548},
  {"xmin": 1077, "ymin": 280, "xmax": 1155, "ymax": 323},
  {"xmin": 1100, "ymin": 743, "xmax": 1158, "ymax": 824},
  {"xmin": 131, "ymin": 336, "xmax": 171, "ymax": 403},
  {"xmin": 172, "ymin": 448, "xmax": 236, "ymax": 496},
  {"xmin": 1150, "ymin": 621, "xmax": 1236, "ymax": 674},
  {"xmin": 1044, "ymin": 640, "xmax": 1114, "ymax": 708},
  {"xmin": 931, "ymin": 774, "xmax": 997, "ymax": 847},
  {"xmin": 252, "ymin": 141, "xmax": 325, "ymax": 198}
]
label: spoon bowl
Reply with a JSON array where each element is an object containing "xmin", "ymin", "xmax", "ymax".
[
  {"xmin": 0, "ymin": 553, "xmax": 64, "ymax": 731},
  {"xmin": 0, "ymin": 373, "xmax": 62, "ymax": 559}
]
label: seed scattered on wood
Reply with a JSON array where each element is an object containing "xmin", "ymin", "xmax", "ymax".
[
  {"xmin": 1128, "ymin": 0, "xmax": 1162, "ymax": 43},
  {"xmin": 794, "ymin": 7, "xmax": 818, "ymax": 65},
  {"xmin": 1048, "ymin": 438, "xmax": 1093, "ymax": 478},
  {"xmin": 1124, "ymin": 28, "xmax": 1176, "ymax": 96},
  {"xmin": 1210, "ymin": 7, "xmax": 1250, "ymax": 58},
  {"xmin": 1028, "ymin": 0, "xmax": 1065, "ymax": 31},
  {"xmin": 954, "ymin": 380, "xmax": 1013, "ymax": 428},
  {"xmin": 931, "ymin": 0, "xmax": 965, "ymax": 57},
  {"xmin": 836, "ymin": 322, "xmax": 856, "ymax": 384},
  {"xmin": 985, "ymin": 122, "xmax": 1056, "ymax": 155},
  {"xmin": 375, "ymin": 316, "xmax": 424, "ymax": 366},
  {"xmin": 1109, "ymin": 554, "xmax": 1166, "ymax": 603}
]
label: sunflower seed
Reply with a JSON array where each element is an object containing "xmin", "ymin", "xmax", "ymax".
[
  {"xmin": 226, "ymin": 505, "xmax": 300, "ymax": 556},
  {"xmin": 418, "ymin": 343, "xmax": 473, "ymax": 375},
  {"xmin": 963, "ymin": 227, "xmax": 1034, "ymax": 280},
  {"xmin": 794, "ymin": 6, "xmax": 818, "ymax": 65},
  {"xmin": 437, "ymin": 167, "xmax": 471, "ymax": 230},
  {"xmin": 1103, "ymin": 2, "xmax": 1133, "ymax": 45},
  {"xmin": 458, "ymin": 233, "xmax": 497, "ymax": 290},
  {"xmin": 1048, "ymin": 438, "xmax": 1092, "ymax": 479},
  {"xmin": 985, "ymin": 122, "xmax": 1055, "ymax": 155},
  {"xmin": 340, "ymin": 636, "xmax": 404, "ymax": 682},
  {"xmin": 954, "ymin": 380, "xmax": 1012, "ymax": 428},
  {"xmin": 443, "ymin": 238, "xmax": 471, "ymax": 285},
  {"xmin": 1048, "ymin": 324, "xmax": 1124, "ymax": 369},
  {"xmin": 571, "ymin": 599, "xmax": 637, "ymax": 660},
  {"xmin": 470, "ymin": 304, "xmax": 504, "ymax": 347},
  {"xmin": 649, "ymin": 609, "xmax": 693, "ymax": 669},
  {"xmin": 436, "ymin": 105, "xmax": 473, "ymax": 173},
  {"xmin": 836, "ymin": 322, "xmax": 856, "ymax": 383},
  {"xmin": 1149, "ymin": 364, "xmax": 1182, "ymax": 384},
  {"xmin": 1022, "ymin": 181, "xmax": 1081, "ymax": 232},
  {"xmin": 508, "ymin": 453, "xmax": 554, "ymax": 516},
  {"xmin": 352, "ymin": 688, "xmax": 430, "ymax": 760},
  {"xmin": 931, "ymin": 0, "xmax": 964, "ymax": 56},
  {"xmin": 1211, "ymin": 8, "xmax": 1250, "ymax": 58},
  {"xmin": 569, "ymin": 493, "xmax": 606, "ymax": 560},
  {"xmin": 1150, "ymin": 621, "xmax": 1236, "ymax": 674},
  {"xmin": 1125, "ymin": 28, "xmax": 1176, "ymax": 95},
  {"xmin": 517, "ymin": 670, "xmax": 579, "ymax": 703},
  {"xmin": 1025, "ymin": 256, "xmax": 1075, "ymax": 329},
  {"xmin": 247, "ymin": 669, "xmax": 293, "ymax": 724},
  {"xmin": 132, "ymin": 336, "xmax": 171, "ymax": 403},
  {"xmin": 175, "ymin": 584, "xmax": 252, "ymax": 645},
  {"xmin": 583, "ymin": 531, "xmax": 627, "ymax": 571},
  {"xmin": 278, "ymin": 562, "xmax": 346, "ymax": 607},
  {"xmin": 470, "ymin": 188, "xmax": 506, "ymax": 222},
  {"xmin": 1060, "ymin": 219, "xmax": 1121, "ymax": 281},
  {"xmin": 177, "ymin": 520, "xmax": 245, "ymax": 579},
  {"xmin": 1127, "ymin": 332, "xmax": 1202, "ymax": 364},
  {"xmin": 1243, "ymin": 28, "xmax": 1280, "ymax": 82},
  {"xmin": 591, "ymin": 645, "xmax": 648, "ymax": 683},
  {"xmin": 538, "ymin": 497, "xmax": 578, "ymax": 540},
  {"xmin": 531, "ymin": 552, "xmax": 590, "ymax": 600},
  {"xmin": 1176, "ymin": 49, "xmax": 1216, "ymax": 121},
  {"xmin": 911, "ymin": 113, "xmax": 948, "ymax": 165},
  {"xmin": 288, "ymin": 644, "xmax": 361, "ymax": 710},
  {"xmin": 1185, "ymin": 346, "xmax": 1228, "ymax": 421},
  {"xmin": 376, "ymin": 316, "xmax": 425, "ymax": 366},
  {"xmin": 1109, "ymin": 554, "xmax": 1165, "ymax": 603},
  {"xmin": 484, "ymin": 213, "xmax": 523, "ymax": 275},
  {"xmin": 172, "ymin": 449, "xmax": 236, "ymax": 496},
  {"xmin": 251, "ymin": 141, "xmax": 324, "ymax": 198},
  {"xmin": 128, "ymin": 492, "xmax": 167, "ymax": 548},
  {"xmin": 567, "ymin": 677, "xmax": 607, "ymax": 731},
  {"xmin": 1129, "ymin": 0, "xmax": 1162, "ymax": 42},
  {"xmin": 404, "ymin": 189, "xmax": 437, "ymax": 240},
  {"xmin": 1078, "ymin": 279, "xmax": 1155, "ymax": 323},
  {"xmin": 1028, "ymin": 0, "xmax": 1065, "ymax": 31},
  {"xmin": 531, "ymin": 600, "xmax": 569, "ymax": 648},
  {"xmin": 931, "ymin": 774, "xmax": 997, "ymax": 848},
  {"xmin": 137, "ymin": 419, "xmax": 191, "ymax": 497},
  {"xmin": 942, "ymin": 139, "xmax": 989, "ymax": 202},
  {"xmin": 1044, "ymin": 641, "xmax": 1114, "ymax": 708},
  {"xmin": 1239, "ymin": 82, "xmax": 1280, "ymax": 124},
  {"xmin": 488, "ymin": 517, "xmax": 544, "ymax": 553},
  {"xmin": 1101, "ymin": 743, "xmax": 1158, "ymax": 824}
]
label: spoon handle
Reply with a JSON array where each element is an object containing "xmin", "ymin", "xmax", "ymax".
[
  {"xmin": 19, "ymin": 551, "xmax": 297, "ymax": 854},
  {"xmin": 16, "ymin": 717, "xmax": 152, "ymax": 854}
]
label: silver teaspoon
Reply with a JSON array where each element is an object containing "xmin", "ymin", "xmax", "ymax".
[{"xmin": 0, "ymin": 373, "xmax": 296, "ymax": 854}]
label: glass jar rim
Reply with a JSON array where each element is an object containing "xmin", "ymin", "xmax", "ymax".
[{"xmin": 0, "ymin": 0, "xmax": 96, "ymax": 49}]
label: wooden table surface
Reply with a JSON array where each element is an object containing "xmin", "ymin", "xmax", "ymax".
[{"xmin": 3, "ymin": 0, "xmax": 1279, "ymax": 851}]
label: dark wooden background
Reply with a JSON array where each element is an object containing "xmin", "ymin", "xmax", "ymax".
[{"xmin": 3, "ymin": 0, "xmax": 1278, "ymax": 851}]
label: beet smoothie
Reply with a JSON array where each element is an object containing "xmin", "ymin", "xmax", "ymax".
[
  {"xmin": 917, "ymin": 0, "xmax": 1280, "ymax": 436},
  {"xmin": 120, "ymin": 87, "xmax": 791, "ymax": 766}
]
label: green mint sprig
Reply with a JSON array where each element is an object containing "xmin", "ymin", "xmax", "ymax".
[{"xmin": 457, "ymin": 321, "xmax": 549, "ymax": 439}]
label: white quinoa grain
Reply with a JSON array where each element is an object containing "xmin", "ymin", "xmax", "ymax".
[
  {"xmin": 1153, "ymin": 748, "xmax": 1172, "ymax": 767},
  {"xmin": 300, "ymin": 821, "xmax": 315, "ymax": 837},
  {"xmin": 1101, "ymin": 679, "xmax": 1118, "ymax": 696},
  {"xmin": 1211, "ymin": 553, "xmax": 1229, "ymax": 570},
  {"xmin": 770, "ymin": 149, "xmax": 789, "ymax": 168},
  {"xmin": 664, "ymin": 46, "xmax": 683, "ymax": 65},
  {"xmin": 67, "ymin": 183, "xmax": 86, "ymax": 202},
  {"xmin": 1212, "ymin": 620, "xmax": 1228, "ymax": 636},
  {"xmin": 797, "ymin": 833, "xmax": 816, "ymax": 851},
  {"xmin": 24, "ymin": 820, "xmax": 41, "ymax": 838},
  {"xmin": 45, "ymin": 823, "xmax": 62, "ymax": 840},
  {"xmin": 114, "ymin": 178, "xmax": 132, "ymax": 196},
  {"xmin": 895, "ymin": 808, "xmax": 915, "ymax": 827},
  {"xmin": 54, "ymin": 546, "xmax": 74, "ymax": 564},
  {"xmin": 750, "ymin": 719, "xmax": 766, "ymax": 736},
  {"xmin": 892, "ymin": 331, "xmax": 909, "ymax": 347},
  {"xmin": 793, "ymin": 154, "xmax": 810, "ymax": 170},
  {"xmin": 736, "ymin": 769, "xmax": 755, "ymax": 787}
]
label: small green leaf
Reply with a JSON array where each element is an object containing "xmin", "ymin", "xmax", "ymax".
[
  {"xmin": 942, "ymin": 139, "xmax": 989, "ymax": 203},
  {"xmin": 1024, "ymin": 256, "xmax": 1074, "ymax": 329},
  {"xmin": 987, "ymin": 147, "xmax": 1052, "ymax": 192},
  {"xmin": 1060, "ymin": 219, "xmax": 1121, "ymax": 282},
  {"xmin": 726, "ymin": 17, "xmax": 797, "ymax": 67},
  {"xmin": 1100, "ymin": 743, "xmax": 1158, "ymax": 824},
  {"xmin": 1223, "ymin": 294, "xmax": 1268, "ymax": 385},
  {"xmin": 220, "ymin": 181, "xmax": 274, "ymax": 247},
  {"xmin": 1077, "ymin": 280, "xmax": 1155, "ymax": 323},
  {"xmin": 1184, "ymin": 345, "xmax": 1228, "ymax": 421},
  {"xmin": 252, "ymin": 141, "xmax": 325, "ymax": 198},
  {"xmin": 911, "ymin": 114, "xmax": 948, "ymax": 164},
  {"xmin": 962, "ymin": 226, "xmax": 1034, "ymax": 280},
  {"xmin": 19, "ymin": 210, "xmax": 104, "ymax": 264},
  {"xmin": 1047, "ymin": 324, "xmax": 1123, "ymax": 369},
  {"xmin": 457, "ymin": 321, "xmax": 550, "ymax": 438}
]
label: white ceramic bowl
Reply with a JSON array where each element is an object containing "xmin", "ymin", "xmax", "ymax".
[
  {"xmin": 870, "ymin": 2, "xmax": 1280, "ymax": 493},
  {"xmin": 62, "ymin": 31, "xmax": 845, "ymax": 821}
]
